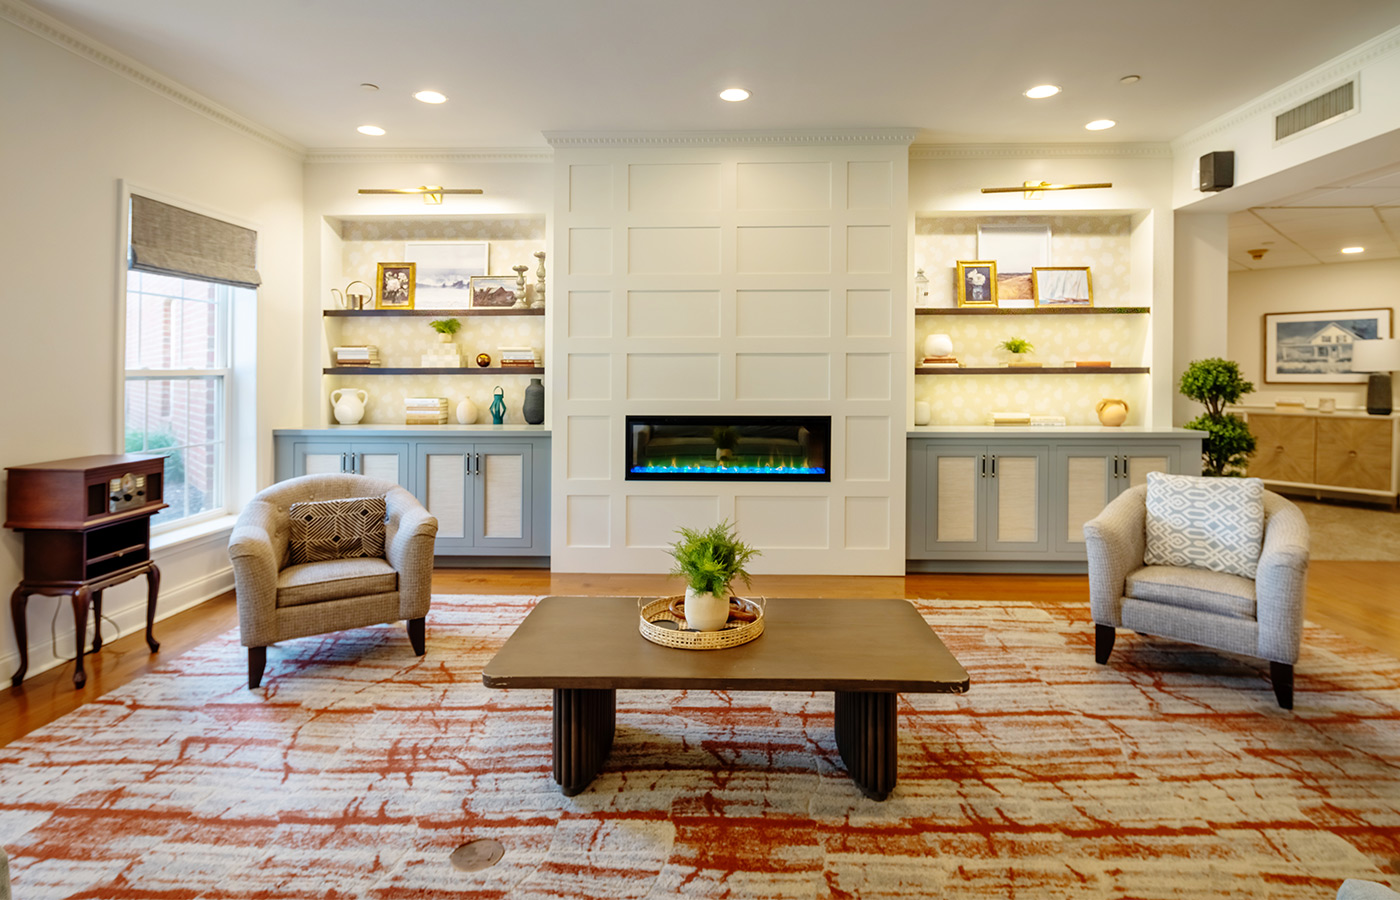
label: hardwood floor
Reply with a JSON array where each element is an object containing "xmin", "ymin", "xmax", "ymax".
[{"xmin": 2, "ymin": 562, "xmax": 1395, "ymax": 746}]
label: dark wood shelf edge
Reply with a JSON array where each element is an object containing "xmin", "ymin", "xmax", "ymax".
[
  {"xmin": 914, "ymin": 307, "xmax": 1150, "ymax": 316},
  {"xmin": 323, "ymin": 308, "xmax": 545, "ymax": 317},
  {"xmin": 324, "ymin": 367, "xmax": 545, "ymax": 375},
  {"xmin": 915, "ymin": 366, "xmax": 1151, "ymax": 375}
]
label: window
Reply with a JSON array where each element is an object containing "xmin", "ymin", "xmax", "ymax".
[{"xmin": 124, "ymin": 270, "xmax": 250, "ymax": 529}]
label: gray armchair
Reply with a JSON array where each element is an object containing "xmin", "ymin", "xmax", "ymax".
[
  {"xmin": 1083, "ymin": 484, "xmax": 1310, "ymax": 708},
  {"xmin": 228, "ymin": 474, "xmax": 437, "ymax": 689}
]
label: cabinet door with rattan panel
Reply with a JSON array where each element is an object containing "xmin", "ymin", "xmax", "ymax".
[
  {"xmin": 1316, "ymin": 417, "xmax": 1393, "ymax": 491},
  {"xmin": 1246, "ymin": 414, "xmax": 1316, "ymax": 483}
]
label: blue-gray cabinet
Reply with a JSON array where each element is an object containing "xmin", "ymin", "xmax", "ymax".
[{"xmin": 273, "ymin": 427, "xmax": 550, "ymax": 559}]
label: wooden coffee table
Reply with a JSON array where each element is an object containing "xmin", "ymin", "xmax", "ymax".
[{"xmin": 482, "ymin": 596, "xmax": 969, "ymax": 800}]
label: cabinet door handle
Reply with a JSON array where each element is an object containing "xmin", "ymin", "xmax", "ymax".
[
  {"xmin": 980, "ymin": 455, "xmax": 986, "ymax": 478},
  {"xmin": 341, "ymin": 452, "xmax": 347, "ymax": 472},
  {"xmin": 990, "ymin": 455, "xmax": 997, "ymax": 478},
  {"xmin": 475, "ymin": 452, "xmax": 481, "ymax": 477}
]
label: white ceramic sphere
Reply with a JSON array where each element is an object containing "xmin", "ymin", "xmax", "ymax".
[
  {"xmin": 924, "ymin": 333, "xmax": 953, "ymax": 358},
  {"xmin": 456, "ymin": 397, "xmax": 479, "ymax": 425}
]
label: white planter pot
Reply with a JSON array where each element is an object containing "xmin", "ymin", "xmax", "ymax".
[{"xmin": 684, "ymin": 586, "xmax": 730, "ymax": 632}]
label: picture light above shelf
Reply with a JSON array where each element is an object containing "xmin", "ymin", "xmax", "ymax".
[{"xmin": 324, "ymin": 367, "xmax": 544, "ymax": 376}]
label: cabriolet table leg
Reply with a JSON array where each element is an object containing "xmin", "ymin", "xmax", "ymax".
[{"xmin": 553, "ymin": 687, "xmax": 616, "ymax": 796}]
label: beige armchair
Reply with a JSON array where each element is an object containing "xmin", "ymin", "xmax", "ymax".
[
  {"xmin": 228, "ymin": 474, "xmax": 437, "ymax": 689},
  {"xmin": 1083, "ymin": 484, "xmax": 1310, "ymax": 708}
]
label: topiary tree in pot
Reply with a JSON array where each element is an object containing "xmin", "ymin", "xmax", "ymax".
[{"xmin": 1179, "ymin": 357, "xmax": 1257, "ymax": 476}]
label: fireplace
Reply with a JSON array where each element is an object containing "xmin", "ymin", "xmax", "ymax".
[{"xmin": 625, "ymin": 415, "xmax": 830, "ymax": 482}]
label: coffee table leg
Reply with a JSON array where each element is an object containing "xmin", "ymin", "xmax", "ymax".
[
  {"xmin": 552, "ymin": 688, "xmax": 616, "ymax": 796},
  {"xmin": 834, "ymin": 690, "xmax": 897, "ymax": 801}
]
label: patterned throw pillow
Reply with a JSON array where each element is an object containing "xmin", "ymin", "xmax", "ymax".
[
  {"xmin": 288, "ymin": 496, "xmax": 387, "ymax": 565},
  {"xmin": 1143, "ymin": 472, "xmax": 1265, "ymax": 579}
]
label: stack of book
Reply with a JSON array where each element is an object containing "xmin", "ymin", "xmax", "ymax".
[
  {"xmin": 990, "ymin": 411, "xmax": 1032, "ymax": 426},
  {"xmin": 499, "ymin": 346, "xmax": 540, "ymax": 369},
  {"xmin": 333, "ymin": 346, "xmax": 380, "ymax": 367},
  {"xmin": 1073, "ymin": 360, "xmax": 1111, "ymax": 368},
  {"xmin": 921, "ymin": 355, "xmax": 961, "ymax": 368},
  {"xmin": 404, "ymin": 397, "xmax": 449, "ymax": 425}
]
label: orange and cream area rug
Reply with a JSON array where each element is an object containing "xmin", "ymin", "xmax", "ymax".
[{"xmin": 1, "ymin": 595, "xmax": 1398, "ymax": 899}]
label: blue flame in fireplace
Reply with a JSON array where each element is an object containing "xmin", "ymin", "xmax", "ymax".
[{"xmin": 629, "ymin": 463, "xmax": 827, "ymax": 476}]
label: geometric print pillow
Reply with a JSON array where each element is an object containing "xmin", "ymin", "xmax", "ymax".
[
  {"xmin": 1143, "ymin": 471, "xmax": 1265, "ymax": 579},
  {"xmin": 287, "ymin": 496, "xmax": 387, "ymax": 565}
]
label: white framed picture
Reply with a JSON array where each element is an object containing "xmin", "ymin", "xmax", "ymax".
[
  {"xmin": 978, "ymin": 224, "xmax": 1050, "ymax": 308},
  {"xmin": 404, "ymin": 241, "xmax": 489, "ymax": 309}
]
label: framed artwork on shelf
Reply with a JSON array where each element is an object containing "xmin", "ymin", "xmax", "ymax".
[
  {"xmin": 978, "ymin": 224, "xmax": 1050, "ymax": 308},
  {"xmin": 375, "ymin": 262, "xmax": 415, "ymax": 309},
  {"xmin": 468, "ymin": 275, "xmax": 521, "ymax": 309},
  {"xmin": 1262, "ymin": 307, "xmax": 1393, "ymax": 383},
  {"xmin": 1032, "ymin": 266, "xmax": 1093, "ymax": 307},
  {"xmin": 955, "ymin": 260, "xmax": 997, "ymax": 307},
  {"xmin": 404, "ymin": 241, "xmax": 489, "ymax": 309}
]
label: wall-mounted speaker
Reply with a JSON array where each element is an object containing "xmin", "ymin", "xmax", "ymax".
[{"xmin": 1199, "ymin": 151, "xmax": 1235, "ymax": 192}]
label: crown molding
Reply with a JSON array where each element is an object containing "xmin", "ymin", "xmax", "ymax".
[
  {"xmin": 909, "ymin": 143, "xmax": 1172, "ymax": 160},
  {"xmin": 305, "ymin": 148, "xmax": 553, "ymax": 164},
  {"xmin": 545, "ymin": 128, "xmax": 919, "ymax": 148},
  {"xmin": 1172, "ymin": 23, "xmax": 1400, "ymax": 150},
  {"xmin": 1, "ymin": 0, "xmax": 305, "ymax": 158}
]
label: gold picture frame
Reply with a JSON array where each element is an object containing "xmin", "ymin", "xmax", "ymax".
[
  {"xmin": 1032, "ymin": 266, "xmax": 1093, "ymax": 307},
  {"xmin": 956, "ymin": 260, "xmax": 998, "ymax": 307},
  {"xmin": 375, "ymin": 262, "xmax": 416, "ymax": 309}
]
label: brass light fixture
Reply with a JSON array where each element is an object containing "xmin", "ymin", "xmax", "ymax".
[
  {"xmin": 981, "ymin": 181, "xmax": 1113, "ymax": 199},
  {"xmin": 357, "ymin": 186, "xmax": 484, "ymax": 205}
]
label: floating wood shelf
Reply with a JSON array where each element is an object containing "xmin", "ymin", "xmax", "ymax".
[
  {"xmin": 323, "ymin": 307, "xmax": 544, "ymax": 317},
  {"xmin": 915, "ymin": 366, "xmax": 1150, "ymax": 375},
  {"xmin": 915, "ymin": 307, "xmax": 1150, "ymax": 316},
  {"xmin": 324, "ymin": 367, "xmax": 545, "ymax": 375}
]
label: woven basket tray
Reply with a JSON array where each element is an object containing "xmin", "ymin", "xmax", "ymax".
[{"xmin": 638, "ymin": 595, "xmax": 764, "ymax": 650}]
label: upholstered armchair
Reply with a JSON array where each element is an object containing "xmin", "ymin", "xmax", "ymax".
[
  {"xmin": 1083, "ymin": 482, "xmax": 1310, "ymax": 708},
  {"xmin": 228, "ymin": 474, "xmax": 437, "ymax": 689}
]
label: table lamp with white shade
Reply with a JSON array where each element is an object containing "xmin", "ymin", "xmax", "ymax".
[{"xmin": 1350, "ymin": 338, "xmax": 1400, "ymax": 415}]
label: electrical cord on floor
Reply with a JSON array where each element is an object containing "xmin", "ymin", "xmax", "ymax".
[{"xmin": 48, "ymin": 596, "xmax": 123, "ymax": 667}]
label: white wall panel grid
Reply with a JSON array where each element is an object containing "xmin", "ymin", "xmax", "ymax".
[{"xmin": 550, "ymin": 139, "xmax": 911, "ymax": 575}]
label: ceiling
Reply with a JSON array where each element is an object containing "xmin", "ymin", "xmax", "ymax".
[
  {"xmin": 1228, "ymin": 161, "xmax": 1400, "ymax": 271},
  {"xmin": 20, "ymin": 0, "xmax": 1400, "ymax": 149}
]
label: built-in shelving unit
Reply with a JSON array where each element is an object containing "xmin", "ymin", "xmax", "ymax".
[
  {"xmin": 323, "ymin": 366, "xmax": 545, "ymax": 376},
  {"xmin": 915, "ymin": 307, "xmax": 1150, "ymax": 316},
  {"xmin": 915, "ymin": 366, "xmax": 1150, "ymax": 375}
]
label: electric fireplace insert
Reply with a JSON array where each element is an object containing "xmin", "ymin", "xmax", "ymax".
[{"xmin": 625, "ymin": 415, "xmax": 830, "ymax": 482}]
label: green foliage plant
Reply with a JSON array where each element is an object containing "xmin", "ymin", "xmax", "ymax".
[
  {"xmin": 999, "ymin": 337, "xmax": 1034, "ymax": 354},
  {"xmin": 711, "ymin": 426, "xmax": 740, "ymax": 451},
  {"xmin": 667, "ymin": 520, "xmax": 761, "ymax": 597},
  {"xmin": 1179, "ymin": 357, "xmax": 1257, "ymax": 476},
  {"xmin": 429, "ymin": 318, "xmax": 461, "ymax": 335}
]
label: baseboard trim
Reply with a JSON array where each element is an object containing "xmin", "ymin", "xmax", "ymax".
[
  {"xmin": 906, "ymin": 559, "xmax": 1089, "ymax": 574},
  {"xmin": 434, "ymin": 555, "xmax": 551, "ymax": 569}
]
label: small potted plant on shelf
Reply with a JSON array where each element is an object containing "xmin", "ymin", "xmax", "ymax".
[
  {"xmin": 711, "ymin": 426, "xmax": 740, "ymax": 462},
  {"xmin": 667, "ymin": 520, "xmax": 760, "ymax": 632},
  {"xmin": 999, "ymin": 336, "xmax": 1039, "ymax": 367},
  {"xmin": 429, "ymin": 318, "xmax": 461, "ymax": 343}
]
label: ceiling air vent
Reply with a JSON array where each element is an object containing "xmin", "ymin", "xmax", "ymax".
[{"xmin": 1275, "ymin": 81, "xmax": 1355, "ymax": 141}]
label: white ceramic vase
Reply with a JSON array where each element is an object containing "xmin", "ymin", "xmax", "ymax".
[
  {"xmin": 914, "ymin": 401, "xmax": 932, "ymax": 426},
  {"xmin": 924, "ymin": 333, "xmax": 953, "ymax": 358},
  {"xmin": 684, "ymin": 585, "xmax": 731, "ymax": 632},
  {"xmin": 456, "ymin": 397, "xmax": 479, "ymax": 425},
  {"xmin": 331, "ymin": 388, "xmax": 367, "ymax": 425}
]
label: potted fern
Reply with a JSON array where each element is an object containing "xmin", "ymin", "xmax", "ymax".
[
  {"xmin": 667, "ymin": 520, "xmax": 760, "ymax": 631},
  {"xmin": 429, "ymin": 318, "xmax": 461, "ymax": 343},
  {"xmin": 999, "ymin": 336, "xmax": 1039, "ymax": 367}
]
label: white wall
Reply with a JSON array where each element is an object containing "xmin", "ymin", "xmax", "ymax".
[
  {"xmin": 0, "ymin": 12, "xmax": 304, "ymax": 681},
  {"xmin": 550, "ymin": 135, "xmax": 911, "ymax": 575},
  {"xmin": 1227, "ymin": 258, "xmax": 1400, "ymax": 410},
  {"xmin": 1173, "ymin": 213, "xmax": 1230, "ymax": 423}
]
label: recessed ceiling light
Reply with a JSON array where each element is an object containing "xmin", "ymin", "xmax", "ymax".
[
  {"xmin": 1119, "ymin": 75, "xmax": 1141, "ymax": 85},
  {"xmin": 414, "ymin": 90, "xmax": 447, "ymax": 104},
  {"xmin": 357, "ymin": 125, "xmax": 385, "ymax": 136},
  {"xmin": 719, "ymin": 88, "xmax": 751, "ymax": 102},
  {"xmin": 1024, "ymin": 84, "xmax": 1060, "ymax": 99},
  {"xmin": 1085, "ymin": 119, "xmax": 1116, "ymax": 131},
  {"xmin": 1342, "ymin": 246, "xmax": 1365, "ymax": 254}
]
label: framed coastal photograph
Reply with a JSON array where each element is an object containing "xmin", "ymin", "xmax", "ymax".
[
  {"xmin": 955, "ymin": 260, "xmax": 997, "ymax": 307},
  {"xmin": 375, "ymin": 262, "xmax": 415, "ymax": 309},
  {"xmin": 468, "ymin": 275, "xmax": 520, "ymax": 308},
  {"xmin": 1263, "ymin": 308, "xmax": 1394, "ymax": 383},
  {"xmin": 1032, "ymin": 266, "xmax": 1093, "ymax": 307},
  {"xmin": 978, "ymin": 224, "xmax": 1050, "ymax": 308},
  {"xmin": 403, "ymin": 241, "xmax": 488, "ymax": 309}
]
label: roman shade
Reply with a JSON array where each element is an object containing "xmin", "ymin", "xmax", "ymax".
[{"xmin": 130, "ymin": 194, "xmax": 261, "ymax": 287}]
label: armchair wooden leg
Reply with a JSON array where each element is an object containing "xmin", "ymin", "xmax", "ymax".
[
  {"xmin": 1095, "ymin": 624, "xmax": 1116, "ymax": 664},
  {"xmin": 248, "ymin": 647, "xmax": 267, "ymax": 690},
  {"xmin": 1270, "ymin": 661, "xmax": 1294, "ymax": 709},
  {"xmin": 407, "ymin": 617, "xmax": 426, "ymax": 656}
]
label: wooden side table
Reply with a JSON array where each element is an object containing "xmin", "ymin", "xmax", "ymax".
[{"xmin": 5, "ymin": 454, "xmax": 167, "ymax": 688}]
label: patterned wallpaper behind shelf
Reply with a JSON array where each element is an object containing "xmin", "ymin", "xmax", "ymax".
[
  {"xmin": 330, "ymin": 218, "xmax": 547, "ymax": 424},
  {"xmin": 913, "ymin": 215, "xmax": 1147, "ymax": 426}
]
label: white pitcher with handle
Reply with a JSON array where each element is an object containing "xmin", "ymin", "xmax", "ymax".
[{"xmin": 331, "ymin": 388, "xmax": 367, "ymax": 425}]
